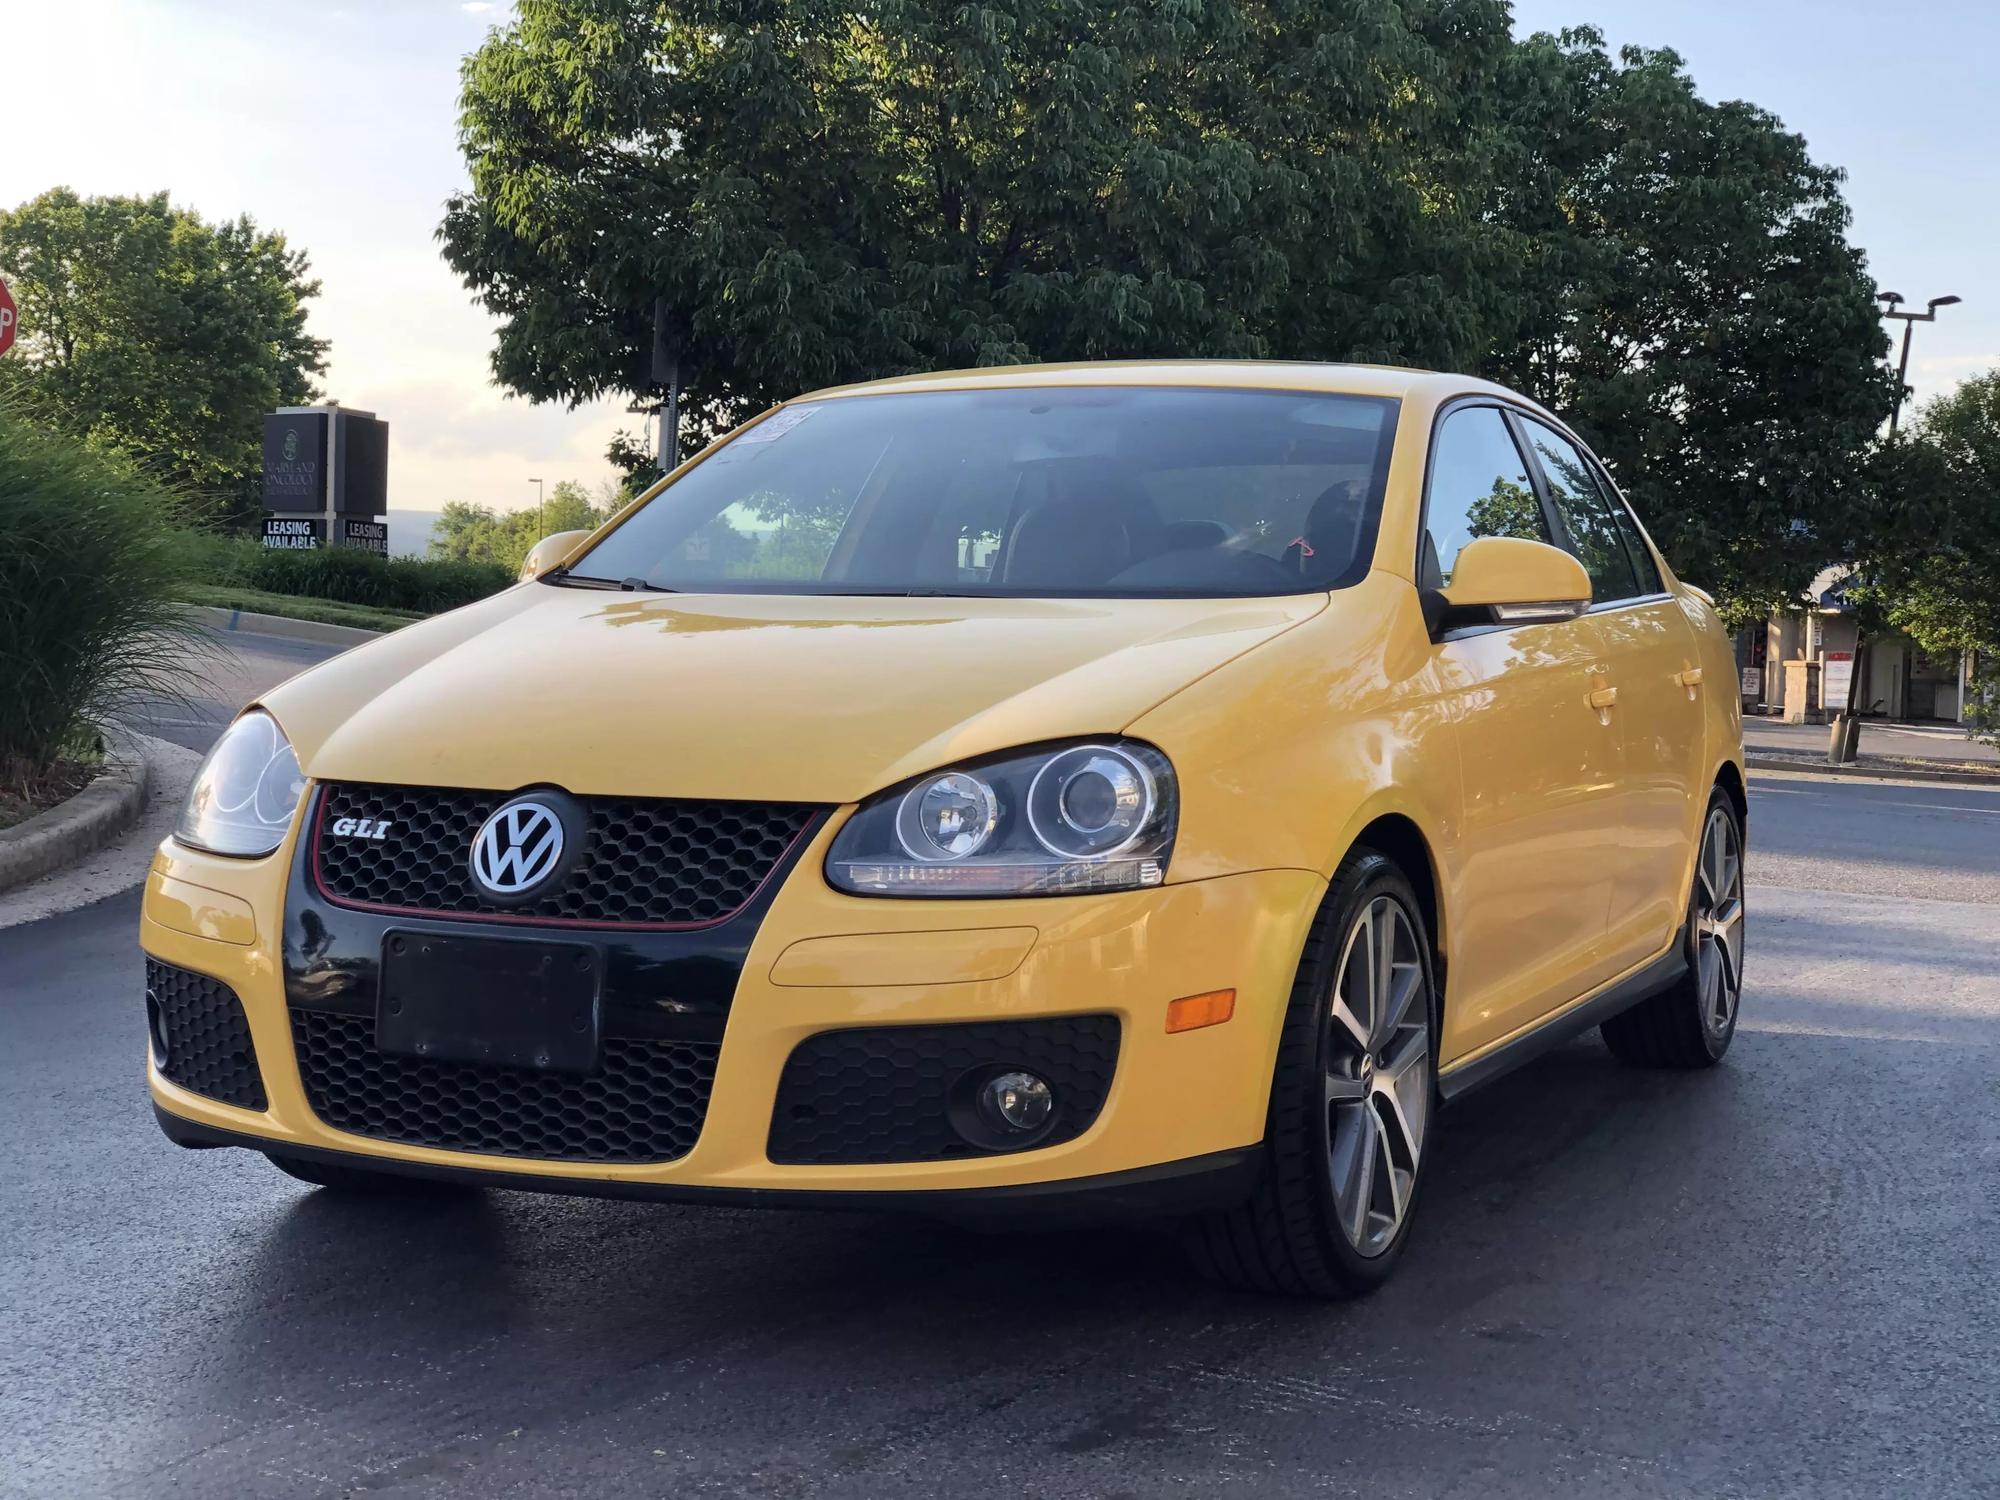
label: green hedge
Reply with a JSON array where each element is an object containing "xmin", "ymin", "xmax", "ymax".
[{"xmin": 174, "ymin": 532, "xmax": 514, "ymax": 614}]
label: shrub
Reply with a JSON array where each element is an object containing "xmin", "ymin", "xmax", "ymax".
[
  {"xmin": 0, "ymin": 403, "xmax": 202, "ymax": 783},
  {"xmin": 240, "ymin": 543, "xmax": 512, "ymax": 613},
  {"xmin": 167, "ymin": 528, "xmax": 516, "ymax": 615}
]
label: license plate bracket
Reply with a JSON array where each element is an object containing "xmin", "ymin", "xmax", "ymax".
[{"xmin": 378, "ymin": 931, "xmax": 602, "ymax": 1073}]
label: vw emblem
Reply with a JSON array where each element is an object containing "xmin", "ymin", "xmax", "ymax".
[{"xmin": 470, "ymin": 799, "xmax": 566, "ymax": 897}]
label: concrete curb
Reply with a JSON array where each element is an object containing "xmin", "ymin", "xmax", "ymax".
[
  {"xmin": 0, "ymin": 727, "xmax": 154, "ymax": 896},
  {"xmin": 184, "ymin": 604, "xmax": 384, "ymax": 647},
  {"xmin": 1745, "ymin": 754, "xmax": 2000, "ymax": 788}
]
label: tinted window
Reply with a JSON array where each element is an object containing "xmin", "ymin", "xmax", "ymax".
[
  {"xmin": 1421, "ymin": 406, "xmax": 1548, "ymax": 589},
  {"xmin": 1592, "ymin": 467, "xmax": 1662, "ymax": 594},
  {"xmin": 571, "ymin": 388, "xmax": 1398, "ymax": 598},
  {"xmin": 1520, "ymin": 420, "xmax": 1641, "ymax": 603}
]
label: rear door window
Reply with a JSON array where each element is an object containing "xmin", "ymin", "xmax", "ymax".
[
  {"xmin": 1590, "ymin": 468, "xmax": 1663, "ymax": 595},
  {"xmin": 1518, "ymin": 420, "xmax": 1642, "ymax": 604}
]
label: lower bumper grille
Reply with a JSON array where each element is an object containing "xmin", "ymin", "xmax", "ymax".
[
  {"xmin": 768, "ymin": 1016, "xmax": 1120, "ymax": 1165},
  {"xmin": 290, "ymin": 1010, "xmax": 719, "ymax": 1164},
  {"xmin": 146, "ymin": 960, "xmax": 267, "ymax": 1111}
]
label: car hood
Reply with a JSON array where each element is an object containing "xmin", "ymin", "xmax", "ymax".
[{"xmin": 262, "ymin": 585, "xmax": 1326, "ymax": 803}]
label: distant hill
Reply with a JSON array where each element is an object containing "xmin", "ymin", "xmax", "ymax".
[{"xmin": 386, "ymin": 510, "xmax": 444, "ymax": 558}]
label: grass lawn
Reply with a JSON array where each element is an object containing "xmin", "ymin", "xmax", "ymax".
[{"xmin": 181, "ymin": 584, "xmax": 422, "ymax": 634}]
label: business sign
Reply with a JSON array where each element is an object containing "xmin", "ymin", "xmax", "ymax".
[
  {"xmin": 341, "ymin": 518, "xmax": 389, "ymax": 556},
  {"xmin": 0, "ymin": 276, "xmax": 16, "ymax": 357},
  {"xmin": 332, "ymin": 413, "xmax": 390, "ymax": 515},
  {"xmin": 1739, "ymin": 666, "xmax": 1762, "ymax": 700},
  {"xmin": 1823, "ymin": 651, "xmax": 1854, "ymax": 713},
  {"xmin": 262, "ymin": 516, "xmax": 326, "ymax": 550},
  {"xmin": 261, "ymin": 412, "xmax": 328, "ymax": 512}
]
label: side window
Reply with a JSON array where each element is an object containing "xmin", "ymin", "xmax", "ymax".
[
  {"xmin": 1422, "ymin": 406, "xmax": 1548, "ymax": 589},
  {"xmin": 1591, "ymin": 466, "xmax": 1662, "ymax": 594},
  {"xmin": 1519, "ymin": 420, "xmax": 1641, "ymax": 603}
]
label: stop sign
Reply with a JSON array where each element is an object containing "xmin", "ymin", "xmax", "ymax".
[{"xmin": 0, "ymin": 276, "xmax": 15, "ymax": 358}]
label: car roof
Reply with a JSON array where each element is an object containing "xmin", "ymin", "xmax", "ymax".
[{"xmin": 795, "ymin": 359, "xmax": 1533, "ymax": 409}]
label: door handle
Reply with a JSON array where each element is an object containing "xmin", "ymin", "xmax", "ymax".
[
  {"xmin": 1588, "ymin": 686, "xmax": 1619, "ymax": 710},
  {"xmin": 1676, "ymin": 667, "xmax": 1704, "ymax": 688}
]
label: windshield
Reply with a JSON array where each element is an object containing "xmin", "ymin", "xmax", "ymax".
[{"xmin": 568, "ymin": 386, "xmax": 1399, "ymax": 598}]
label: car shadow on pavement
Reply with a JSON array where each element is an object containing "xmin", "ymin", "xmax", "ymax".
[{"xmin": 221, "ymin": 1029, "xmax": 1714, "ymax": 1358}]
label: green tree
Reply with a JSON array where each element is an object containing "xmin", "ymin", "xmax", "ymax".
[
  {"xmin": 1867, "ymin": 374, "xmax": 2000, "ymax": 746},
  {"xmin": 440, "ymin": 6, "xmax": 1893, "ymax": 621},
  {"xmin": 428, "ymin": 481, "xmax": 607, "ymax": 573},
  {"xmin": 0, "ymin": 189, "xmax": 328, "ymax": 513},
  {"xmin": 1465, "ymin": 478, "xmax": 1545, "ymax": 545},
  {"xmin": 441, "ymin": 0, "xmax": 1519, "ymax": 446},
  {"xmin": 1484, "ymin": 30, "xmax": 1895, "ymax": 617}
]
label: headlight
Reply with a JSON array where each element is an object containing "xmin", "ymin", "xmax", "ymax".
[
  {"xmin": 828, "ymin": 740, "xmax": 1177, "ymax": 897},
  {"xmin": 174, "ymin": 710, "xmax": 307, "ymax": 857}
]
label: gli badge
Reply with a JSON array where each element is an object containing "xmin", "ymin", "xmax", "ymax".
[{"xmin": 330, "ymin": 816, "xmax": 394, "ymax": 841}]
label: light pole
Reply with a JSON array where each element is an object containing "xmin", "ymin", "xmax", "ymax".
[
  {"xmin": 1878, "ymin": 291, "xmax": 1961, "ymax": 434},
  {"xmin": 529, "ymin": 476, "xmax": 545, "ymax": 540},
  {"xmin": 1829, "ymin": 291, "xmax": 1964, "ymax": 763}
]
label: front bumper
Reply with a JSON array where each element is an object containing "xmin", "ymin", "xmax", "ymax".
[{"xmin": 141, "ymin": 815, "xmax": 1323, "ymax": 1203}]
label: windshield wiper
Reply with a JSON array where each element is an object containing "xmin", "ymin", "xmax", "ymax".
[{"xmin": 544, "ymin": 570, "xmax": 676, "ymax": 593}]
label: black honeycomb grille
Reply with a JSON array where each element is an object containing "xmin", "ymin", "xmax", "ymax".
[
  {"xmin": 314, "ymin": 783, "xmax": 820, "ymax": 927},
  {"xmin": 768, "ymin": 1016, "xmax": 1120, "ymax": 1165},
  {"xmin": 290, "ymin": 1010, "xmax": 718, "ymax": 1163},
  {"xmin": 146, "ymin": 960, "xmax": 267, "ymax": 1111}
]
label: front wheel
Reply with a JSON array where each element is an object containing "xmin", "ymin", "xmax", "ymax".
[
  {"xmin": 1601, "ymin": 786, "xmax": 1745, "ymax": 1068},
  {"xmin": 1183, "ymin": 851, "xmax": 1437, "ymax": 1298}
]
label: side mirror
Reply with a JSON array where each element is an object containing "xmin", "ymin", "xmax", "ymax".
[
  {"xmin": 518, "ymin": 530, "xmax": 593, "ymax": 582},
  {"xmin": 1432, "ymin": 537, "xmax": 1592, "ymax": 629}
]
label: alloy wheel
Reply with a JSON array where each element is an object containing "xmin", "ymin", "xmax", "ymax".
[
  {"xmin": 1324, "ymin": 896, "xmax": 1431, "ymax": 1257},
  {"xmin": 1694, "ymin": 807, "xmax": 1745, "ymax": 1037}
]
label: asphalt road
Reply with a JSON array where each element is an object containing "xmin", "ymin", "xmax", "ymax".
[
  {"xmin": 2, "ymin": 634, "xmax": 1996, "ymax": 1498},
  {"xmin": 128, "ymin": 627, "xmax": 340, "ymax": 753}
]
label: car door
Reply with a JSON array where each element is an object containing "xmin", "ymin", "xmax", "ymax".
[
  {"xmin": 1515, "ymin": 417, "xmax": 1706, "ymax": 974},
  {"xmin": 1422, "ymin": 402, "xmax": 1631, "ymax": 1062}
]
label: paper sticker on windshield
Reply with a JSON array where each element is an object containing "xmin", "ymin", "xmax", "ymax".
[
  {"xmin": 733, "ymin": 406, "xmax": 820, "ymax": 446},
  {"xmin": 706, "ymin": 404, "xmax": 820, "ymax": 465}
]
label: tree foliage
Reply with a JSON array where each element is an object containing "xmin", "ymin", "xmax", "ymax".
[
  {"xmin": 1868, "ymin": 373, "xmax": 2000, "ymax": 745},
  {"xmin": 427, "ymin": 481, "xmax": 609, "ymax": 572},
  {"xmin": 442, "ymin": 0, "xmax": 1519, "ymax": 421},
  {"xmin": 0, "ymin": 189, "xmax": 327, "ymax": 510},
  {"xmin": 442, "ymin": 2, "xmax": 1896, "ymax": 614},
  {"xmin": 1483, "ymin": 30, "xmax": 1894, "ymax": 616}
]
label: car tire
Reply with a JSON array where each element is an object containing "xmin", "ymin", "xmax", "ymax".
[
  {"xmin": 1183, "ymin": 850, "xmax": 1438, "ymax": 1298},
  {"xmin": 264, "ymin": 1152, "xmax": 454, "ymax": 1193},
  {"xmin": 1601, "ymin": 785, "xmax": 1745, "ymax": 1069}
]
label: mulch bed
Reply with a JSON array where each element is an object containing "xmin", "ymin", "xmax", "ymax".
[{"xmin": 0, "ymin": 759, "xmax": 101, "ymax": 833}]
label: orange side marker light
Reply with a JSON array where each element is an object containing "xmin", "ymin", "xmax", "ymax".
[{"xmin": 1165, "ymin": 989, "xmax": 1236, "ymax": 1033}]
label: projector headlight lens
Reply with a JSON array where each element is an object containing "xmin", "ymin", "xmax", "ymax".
[{"xmin": 828, "ymin": 740, "xmax": 1176, "ymax": 898}]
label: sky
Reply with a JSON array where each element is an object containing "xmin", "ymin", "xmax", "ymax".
[{"xmin": 2, "ymin": 0, "xmax": 1994, "ymax": 519}]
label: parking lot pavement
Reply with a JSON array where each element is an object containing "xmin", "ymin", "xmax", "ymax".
[
  {"xmin": 1, "ymin": 640, "xmax": 1995, "ymax": 1496},
  {"xmin": 128, "ymin": 627, "xmax": 343, "ymax": 753},
  {"xmin": 1743, "ymin": 714, "xmax": 1998, "ymax": 766}
]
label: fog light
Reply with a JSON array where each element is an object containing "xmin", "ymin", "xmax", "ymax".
[
  {"xmin": 145, "ymin": 994, "xmax": 169, "ymax": 1068},
  {"xmin": 978, "ymin": 1071, "xmax": 1054, "ymax": 1134}
]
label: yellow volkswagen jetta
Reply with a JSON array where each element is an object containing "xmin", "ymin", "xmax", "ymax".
[{"xmin": 144, "ymin": 362, "xmax": 1745, "ymax": 1297}]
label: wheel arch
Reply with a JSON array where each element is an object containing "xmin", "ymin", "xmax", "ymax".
[
  {"xmin": 1714, "ymin": 758, "xmax": 1747, "ymax": 827},
  {"xmin": 1344, "ymin": 810, "xmax": 1448, "ymax": 1010}
]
